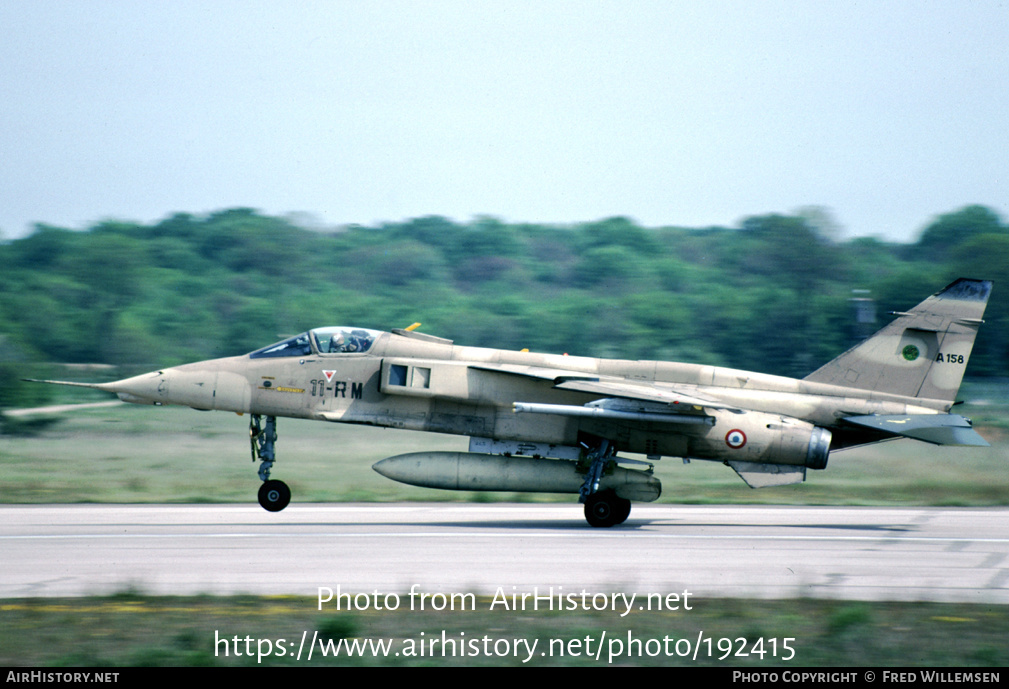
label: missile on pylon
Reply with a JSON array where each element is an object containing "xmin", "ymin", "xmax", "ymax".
[{"xmin": 372, "ymin": 451, "xmax": 661, "ymax": 502}]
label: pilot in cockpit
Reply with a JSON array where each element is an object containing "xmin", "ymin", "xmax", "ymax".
[
  {"xmin": 329, "ymin": 333, "xmax": 353, "ymax": 353},
  {"xmin": 328, "ymin": 329, "xmax": 373, "ymax": 353}
]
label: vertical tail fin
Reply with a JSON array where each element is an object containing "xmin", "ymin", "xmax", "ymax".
[{"xmin": 804, "ymin": 278, "xmax": 992, "ymax": 404}]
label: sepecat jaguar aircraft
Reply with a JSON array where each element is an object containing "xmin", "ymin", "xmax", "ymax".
[{"xmin": 31, "ymin": 278, "xmax": 992, "ymax": 526}]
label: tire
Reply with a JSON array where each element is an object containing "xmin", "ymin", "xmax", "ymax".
[
  {"xmin": 258, "ymin": 479, "xmax": 291, "ymax": 512},
  {"xmin": 584, "ymin": 490, "xmax": 631, "ymax": 528},
  {"xmin": 613, "ymin": 495, "xmax": 632, "ymax": 525}
]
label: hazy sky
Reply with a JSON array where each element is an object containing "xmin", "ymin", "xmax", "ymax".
[{"xmin": 2, "ymin": 1, "xmax": 1007, "ymax": 241}]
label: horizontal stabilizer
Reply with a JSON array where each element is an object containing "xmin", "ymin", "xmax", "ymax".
[{"xmin": 842, "ymin": 414, "xmax": 989, "ymax": 446}]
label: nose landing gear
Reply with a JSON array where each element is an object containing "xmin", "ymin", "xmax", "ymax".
[{"xmin": 250, "ymin": 414, "xmax": 290, "ymax": 511}]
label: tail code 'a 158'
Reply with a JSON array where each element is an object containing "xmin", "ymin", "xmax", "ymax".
[{"xmin": 803, "ymin": 278, "xmax": 992, "ymax": 404}]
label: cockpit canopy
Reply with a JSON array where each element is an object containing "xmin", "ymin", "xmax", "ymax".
[
  {"xmin": 249, "ymin": 327, "xmax": 382, "ymax": 358},
  {"xmin": 314, "ymin": 327, "xmax": 381, "ymax": 354}
]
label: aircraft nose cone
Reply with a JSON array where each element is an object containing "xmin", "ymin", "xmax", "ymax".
[
  {"xmin": 100, "ymin": 370, "xmax": 172, "ymax": 405},
  {"xmin": 97, "ymin": 358, "xmax": 250, "ymax": 412}
]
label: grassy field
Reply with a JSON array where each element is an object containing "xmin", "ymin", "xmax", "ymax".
[
  {"xmin": 2, "ymin": 384, "xmax": 1007, "ymax": 507},
  {"xmin": 1, "ymin": 594, "xmax": 1006, "ymax": 667}
]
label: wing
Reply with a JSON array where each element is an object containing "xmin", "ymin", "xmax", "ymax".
[
  {"xmin": 549, "ymin": 377, "xmax": 737, "ymax": 410},
  {"xmin": 468, "ymin": 363, "xmax": 737, "ymax": 424}
]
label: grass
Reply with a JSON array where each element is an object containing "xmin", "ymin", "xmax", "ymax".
[{"xmin": 1, "ymin": 594, "xmax": 1006, "ymax": 667}]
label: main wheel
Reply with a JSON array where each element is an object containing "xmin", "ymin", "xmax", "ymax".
[
  {"xmin": 613, "ymin": 495, "xmax": 632, "ymax": 525},
  {"xmin": 258, "ymin": 479, "xmax": 291, "ymax": 512},
  {"xmin": 584, "ymin": 490, "xmax": 631, "ymax": 528}
]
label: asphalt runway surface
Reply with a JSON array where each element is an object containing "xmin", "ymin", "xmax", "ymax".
[{"xmin": 3, "ymin": 503, "xmax": 1008, "ymax": 603}]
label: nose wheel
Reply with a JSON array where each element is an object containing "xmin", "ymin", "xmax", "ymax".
[{"xmin": 258, "ymin": 479, "xmax": 291, "ymax": 512}]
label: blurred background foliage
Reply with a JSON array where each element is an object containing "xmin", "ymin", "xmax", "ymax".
[{"xmin": 1, "ymin": 204, "xmax": 1007, "ymax": 416}]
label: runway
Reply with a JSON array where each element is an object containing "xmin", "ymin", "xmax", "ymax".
[{"xmin": 3, "ymin": 503, "xmax": 1008, "ymax": 603}]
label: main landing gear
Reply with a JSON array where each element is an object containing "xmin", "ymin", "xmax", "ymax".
[
  {"xmin": 250, "ymin": 414, "xmax": 290, "ymax": 512},
  {"xmin": 578, "ymin": 439, "xmax": 632, "ymax": 528}
]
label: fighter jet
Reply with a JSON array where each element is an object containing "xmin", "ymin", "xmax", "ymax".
[{"xmin": 31, "ymin": 278, "xmax": 992, "ymax": 526}]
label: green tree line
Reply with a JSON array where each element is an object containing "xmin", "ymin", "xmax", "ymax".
[{"xmin": 1, "ymin": 205, "xmax": 1006, "ymax": 413}]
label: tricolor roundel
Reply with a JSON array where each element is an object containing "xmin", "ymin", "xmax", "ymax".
[{"xmin": 725, "ymin": 429, "xmax": 747, "ymax": 449}]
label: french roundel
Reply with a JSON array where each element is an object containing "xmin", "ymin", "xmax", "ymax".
[{"xmin": 725, "ymin": 429, "xmax": 747, "ymax": 449}]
